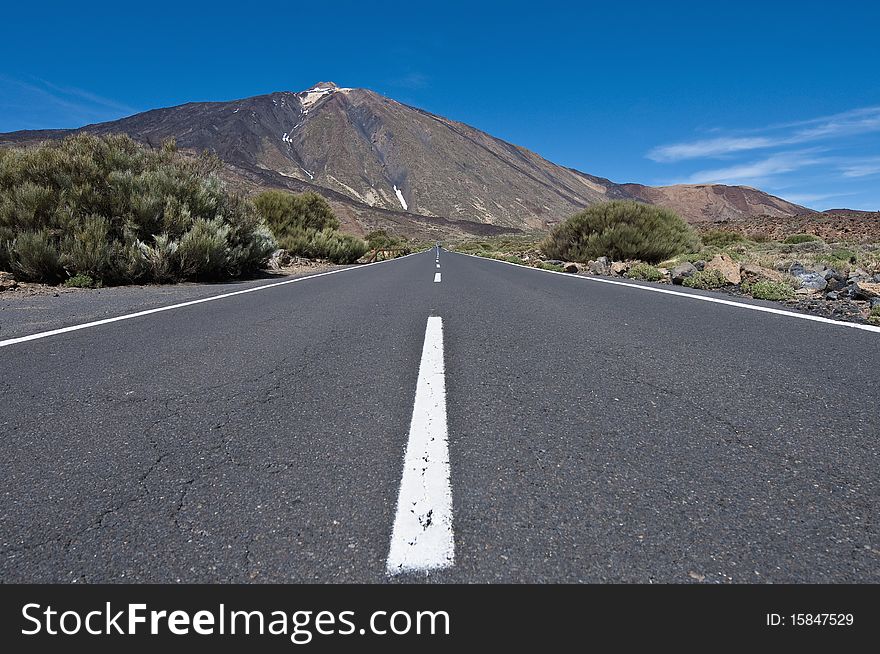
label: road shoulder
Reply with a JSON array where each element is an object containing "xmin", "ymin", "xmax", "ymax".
[{"xmin": 0, "ymin": 264, "xmax": 346, "ymax": 342}]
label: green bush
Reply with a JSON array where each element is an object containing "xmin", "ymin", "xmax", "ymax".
[
  {"xmin": 138, "ymin": 233, "xmax": 180, "ymax": 283},
  {"xmin": 869, "ymin": 306, "xmax": 880, "ymax": 326},
  {"xmin": 116, "ymin": 237, "xmax": 151, "ymax": 283},
  {"xmin": 541, "ymin": 201, "xmax": 698, "ymax": 264},
  {"xmin": 254, "ymin": 190, "xmax": 340, "ymax": 234},
  {"xmin": 177, "ymin": 218, "xmax": 231, "ymax": 280},
  {"xmin": 742, "ymin": 279, "xmax": 794, "ymax": 301},
  {"xmin": 63, "ymin": 274, "xmax": 97, "ymax": 288},
  {"xmin": 0, "ymin": 134, "xmax": 274, "ymax": 284},
  {"xmin": 625, "ymin": 262, "xmax": 664, "ymax": 281},
  {"xmin": 312, "ymin": 229, "xmax": 368, "ymax": 264},
  {"xmin": 365, "ymin": 229, "xmax": 398, "ymax": 249},
  {"xmin": 783, "ymin": 233, "xmax": 821, "ymax": 244},
  {"xmin": 278, "ymin": 228, "xmax": 368, "ymax": 264},
  {"xmin": 364, "ymin": 229, "xmax": 412, "ymax": 257},
  {"xmin": 254, "ymin": 190, "xmax": 367, "ymax": 264},
  {"xmin": 827, "ymin": 248, "xmax": 857, "ymax": 264},
  {"xmin": 61, "ymin": 214, "xmax": 116, "ymax": 282},
  {"xmin": 701, "ymin": 230, "xmax": 746, "ymax": 249},
  {"xmin": 10, "ymin": 230, "xmax": 64, "ymax": 282},
  {"xmin": 682, "ymin": 269, "xmax": 727, "ymax": 289}
]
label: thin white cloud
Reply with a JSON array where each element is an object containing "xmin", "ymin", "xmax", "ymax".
[
  {"xmin": 648, "ymin": 136, "xmax": 774, "ymax": 162},
  {"xmin": 33, "ymin": 77, "xmax": 138, "ymax": 115},
  {"xmin": 681, "ymin": 150, "xmax": 826, "ymax": 186},
  {"xmin": 0, "ymin": 74, "xmax": 138, "ymax": 126},
  {"xmin": 648, "ymin": 106, "xmax": 880, "ymax": 162},
  {"xmin": 781, "ymin": 192, "xmax": 852, "ymax": 205},
  {"xmin": 838, "ymin": 157, "xmax": 880, "ymax": 178}
]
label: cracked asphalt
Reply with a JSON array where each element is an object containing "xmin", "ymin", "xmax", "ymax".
[{"xmin": 1, "ymin": 249, "xmax": 878, "ymax": 582}]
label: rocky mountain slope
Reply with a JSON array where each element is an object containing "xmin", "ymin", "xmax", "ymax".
[
  {"xmin": 0, "ymin": 82, "xmax": 813, "ymax": 238},
  {"xmin": 714, "ymin": 209, "xmax": 880, "ymax": 242},
  {"xmin": 619, "ymin": 183, "xmax": 810, "ymax": 222}
]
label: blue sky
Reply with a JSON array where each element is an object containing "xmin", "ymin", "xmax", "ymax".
[{"xmin": 2, "ymin": 0, "xmax": 879, "ymax": 210}]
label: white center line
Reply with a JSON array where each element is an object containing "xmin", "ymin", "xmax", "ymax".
[
  {"xmin": 434, "ymin": 272, "xmax": 441, "ymax": 283},
  {"xmin": 436, "ymin": 263, "xmax": 441, "ymax": 269},
  {"xmin": 386, "ymin": 316, "xmax": 454, "ymax": 574}
]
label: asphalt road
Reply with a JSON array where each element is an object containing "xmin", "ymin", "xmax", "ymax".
[{"xmin": 1, "ymin": 249, "xmax": 878, "ymax": 583}]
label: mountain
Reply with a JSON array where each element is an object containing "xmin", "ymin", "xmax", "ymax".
[
  {"xmin": 619, "ymin": 183, "xmax": 811, "ymax": 223},
  {"xmin": 0, "ymin": 82, "xmax": 813, "ymax": 239}
]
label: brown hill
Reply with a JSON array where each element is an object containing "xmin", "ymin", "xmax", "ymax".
[{"xmin": 619, "ymin": 183, "xmax": 810, "ymax": 223}]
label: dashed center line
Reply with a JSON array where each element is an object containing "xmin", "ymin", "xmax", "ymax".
[
  {"xmin": 386, "ymin": 316, "xmax": 454, "ymax": 574},
  {"xmin": 434, "ymin": 272, "xmax": 442, "ymax": 283}
]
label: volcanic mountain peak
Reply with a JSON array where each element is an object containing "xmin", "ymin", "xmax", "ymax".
[
  {"xmin": 0, "ymin": 82, "xmax": 815, "ymax": 240},
  {"xmin": 297, "ymin": 82, "xmax": 353, "ymax": 109}
]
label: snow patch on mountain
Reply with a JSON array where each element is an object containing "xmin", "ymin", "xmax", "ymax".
[
  {"xmin": 393, "ymin": 185, "xmax": 408, "ymax": 211},
  {"xmin": 299, "ymin": 83, "xmax": 353, "ymax": 110}
]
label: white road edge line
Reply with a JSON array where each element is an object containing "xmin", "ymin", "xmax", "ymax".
[
  {"xmin": 386, "ymin": 316, "xmax": 454, "ymax": 574},
  {"xmin": 0, "ymin": 252, "xmax": 423, "ymax": 349},
  {"xmin": 459, "ymin": 252, "xmax": 880, "ymax": 334},
  {"xmin": 434, "ymin": 272, "xmax": 442, "ymax": 283}
]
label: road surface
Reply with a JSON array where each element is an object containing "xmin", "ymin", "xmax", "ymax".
[{"xmin": 1, "ymin": 248, "xmax": 877, "ymax": 582}]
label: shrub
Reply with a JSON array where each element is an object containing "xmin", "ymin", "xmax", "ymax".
[
  {"xmin": 61, "ymin": 214, "xmax": 116, "ymax": 282},
  {"xmin": 742, "ymin": 279, "xmax": 794, "ymax": 301},
  {"xmin": 701, "ymin": 230, "xmax": 745, "ymax": 249},
  {"xmin": 10, "ymin": 230, "xmax": 64, "ymax": 282},
  {"xmin": 542, "ymin": 201, "xmax": 698, "ymax": 264},
  {"xmin": 783, "ymin": 233, "xmax": 821, "ymax": 244},
  {"xmin": 869, "ymin": 306, "xmax": 880, "ymax": 326},
  {"xmin": 365, "ymin": 229, "xmax": 398, "ymax": 249},
  {"xmin": 138, "ymin": 233, "xmax": 180, "ymax": 283},
  {"xmin": 254, "ymin": 190, "xmax": 367, "ymax": 264},
  {"xmin": 625, "ymin": 262, "xmax": 664, "ymax": 281},
  {"xmin": 279, "ymin": 228, "xmax": 368, "ymax": 264},
  {"xmin": 227, "ymin": 223, "xmax": 276, "ymax": 276},
  {"xmin": 536, "ymin": 261, "xmax": 564, "ymax": 272},
  {"xmin": 827, "ymin": 248, "xmax": 857, "ymax": 264},
  {"xmin": 682, "ymin": 269, "xmax": 727, "ymax": 289},
  {"xmin": 0, "ymin": 134, "xmax": 274, "ymax": 284},
  {"xmin": 312, "ymin": 229, "xmax": 368, "ymax": 264},
  {"xmin": 364, "ymin": 229, "xmax": 412, "ymax": 257},
  {"xmin": 117, "ymin": 238, "xmax": 151, "ymax": 283},
  {"xmin": 177, "ymin": 218, "xmax": 231, "ymax": 280},
  {"xmin": 254, "ymin": 190, "xmax": 339, "ymax": 234},
  {"xmin": 64, "ymin": 274, "xmax": 97, "ymax": 288}
]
